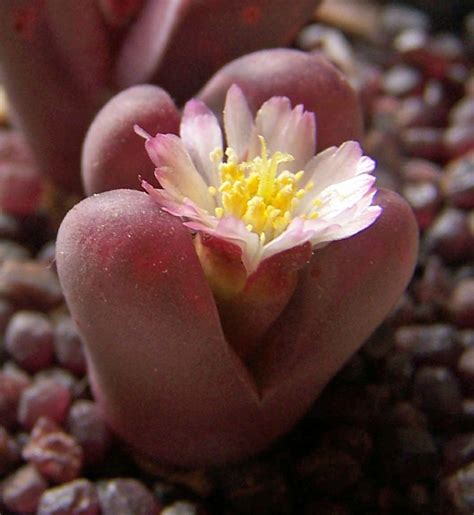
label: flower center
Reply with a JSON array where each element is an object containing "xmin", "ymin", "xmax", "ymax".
[{"xmin": 209, "ymin": 136, "xmax": 313, "ymax": 244}]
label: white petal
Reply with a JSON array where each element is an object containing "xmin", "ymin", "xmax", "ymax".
[
  {"xmin": 145, "ymin": 133, "xmax": 214, "ymax": 212},
  {"xmin": 250, "ymin": 97, "xmax": 316, "ymax": 172},
  {"xmin": 223, "ymin": 84, "xmax": 255, "ymax": 161},
  {"xmin": 314, "ymin": 205, "xmax": 382, "ymax": 243},
  {"xmin": 180, "ymin": 99, "xmax": 223, "ymax": 188},
  {"xmin": 303, "ymin": 141, "xmax": 375, "ymax": 196}
]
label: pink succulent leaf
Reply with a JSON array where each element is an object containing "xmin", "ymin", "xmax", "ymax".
[{"xmin": 180, "ymin": 99, "xmax": 223, "ymax": 188}]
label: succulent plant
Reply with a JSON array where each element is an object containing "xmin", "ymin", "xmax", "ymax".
[
  {"xmin": 0, "ymin": 0, "xmax": 321, "ymax": 193},
  {"xmin": 56, "ymin": 51, "xmax": 418, "ymax": 467}
]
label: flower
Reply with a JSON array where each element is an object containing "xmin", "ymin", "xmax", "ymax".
[{"xmin": 138, "ymin": 85, "xmax": 382, "ymax": 275}]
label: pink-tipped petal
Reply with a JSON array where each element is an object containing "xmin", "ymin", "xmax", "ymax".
[
  {"xmin": 180, "ymin": 99, "xmax": 222, "ymax": 187},
  {"xmin": 144, "ymin": 134, "xmax": 214, "ymax": 212},
  {"xmin": 251, "ymin": 99, "xmax": 316, "ymax": 172},
  {"xmin": 223, "ymin": 84, "xmax": 255, "ymax": 160}
]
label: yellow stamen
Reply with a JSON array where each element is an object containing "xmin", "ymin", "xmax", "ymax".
[{"xmin": 212, "ymin": 136, "xmax": 313, "ymax": 243}]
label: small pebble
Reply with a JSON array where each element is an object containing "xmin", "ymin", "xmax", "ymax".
[
  {"xmin": 4, "ymin": 311, "xmax": 54, "ymax": 372},
  {"xmin": 394, "ymin": 324, "xmax": 461, "ymax": 367},
  {"xmin": 401, "ymin": 181, "xmax": 441, "ymax": 229},
  {"xmin": 449, "ymin": 278, "xmax": 474, "ymax": 328},
  {"xmin": 441, "ymin": 152, "xmax": 474, "ymax": 208},
  {"xmin": 377, "ymin": 426, "xmax": 439, "ymax": 482},
  {"xmin": 22, "ymin": 417, "xmax": 83, "ymax": 484},
  {"xmin": 37, "ymin": 479, "xmax": 100, "ymax": 515},
  {"xmin": 0, "ymin": 425, "xmax": 20, "ymax": 475},
  {"xmin": 0, "ymin": 259, "xmax": 63, "ymax": 309},
  {"xmin": 443, "ymin": 432, "xmax": 474, "ymax": 472},
  {"xmin": 67, "ymin": 400, "xmax": 111, "ymax": 465},
  {"xmin": 424, "ymin": 208, "xmax": 473, "ymax": 263},
  {"xmin": 1, "ymin": 464, "xmax": 48, "ymax": 514},
  {"xmin": 0, "ymin": 363, "xmax": 31, "ymax": 428},
  {"xmin": 97, "ymin": 478, "xmax": 160, "ymax": 515},
  {"xmin": 443, "ymin": 462, "xmax": 474, "ymax": 514},
  {"xmin": 413, "ymin": 366, "xmax": 463, "ymax": 422},
  {"xmin": 383, "ymin": 65, "xmax": 422, "ymax": 97},
  {"xmin": 54, "ymin": 317, "xmax": 87, "ymax": 375},
  {"xmin": 0, "ymin": 239, "xmax": 30, "ymax": 263},
  {"xmin": 401, "ymin": 127, "xmax": 445, "ymax": 161},
  {"xmin": 18, "ymin": 378, "xmax": 71, "ymax": 430},
  {"xmin": 160, "ymin": 501, "xmax": 204, "ymax": 515}
]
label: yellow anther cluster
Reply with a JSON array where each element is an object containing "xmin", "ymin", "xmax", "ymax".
[{"xmin": 209, "ymin": 136, "xmax": 313, "ymax": 243}]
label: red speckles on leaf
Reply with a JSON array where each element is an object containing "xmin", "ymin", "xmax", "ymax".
[
  {"xmin": 241, "ymin": 5, "xmax": 262, "ymax": 25},
  {"xmin": 12, "ymin": 1, "xmax": 45, "ymax": 40}
]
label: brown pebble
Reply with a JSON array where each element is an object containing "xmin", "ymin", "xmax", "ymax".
[
  {"xmin": 4, "ymin": 311, "xmax": 55, "ymax": 372},
  {"xmin": 67, "ymin": 400, "xmax": 111, "ymax": 466},
  {"xmin": 37, "ymin": 479, "xmax": 100, "ymax": 515},
  {"xmin": 442, "ymin": 462, "xmax": 474, "ymax": 514},
  {"xmin": 0, "ymin": 259, "xmax": 63, "ymax": 309},
  {"xmin": 449, "ymin": 279, "xmax": 474, "ymax": 328},
  {"xmin": 377, "ymin": 426, "xmax": 439, "ymax": 482},
  {"xmin": 413, "ymin": 366, "xmax": 463, "ymax": 422},
  {"xmin": 0, "ymin": 362, "xmax": 31, "ymax": 429},
  {"xmin": 23, "ymin": 417, "xmax": 83, "ymax": 484},
  {"xmin": 54, "ymin": 317, "xmax": 87, "ymax": 376},
  {"xmin": 444, "ymin": 125, "xmax": 474, "ymax": 160},
  {"xmin": 0, "ymin": 240, "xmax": 30, "ymax": 263},
  {"xmin": 18, "ymin": 378, "xmax": 71, "ymax": 430},
  {"xmin": 400, "ymin": 127, "xmax": 445, "ymax": 161},
  {"xmin": 441, "ymin": 152, "xmax": 474, "ymax": 208},
  {"xmin": 1, "ymin": 464, "xmax": 48, "ymax": 513},
  {"xmin": 97, "ymin": 478, "xmax": 160, "ymax": 515},
  {"xmin": 0, "ymin": 425, "xmax": 20, "ymax": 475},
  {"xmin": 443, "ymin": 433, "xmax": 474, "ymax": 473},
  {"xmin": 394, "ymin": 324, "xmax": 462, "ymax": 367},
  {"xmin": 424, "ymin": 208, "xmax": 474, "ymax": 263},
  {"xmin": 402, "ymin": 181, "xmax": 441, "ymax": 229}
]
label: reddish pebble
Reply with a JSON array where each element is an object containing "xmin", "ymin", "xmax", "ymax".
[
  {"xmin": 450, "ymin": 279, "xmax": 474, "ymax": 329},
  {"xmin": 4, "ymin": 311, "xmax": 54, "ymax": 372},
  {"xmin": 18, "ymin": 379, "xmax": 71, "ymax": 430},
  {"xmin": 0, "ymin": 425, "xmax": 20, "ymax": 474},
  {"xmin": 413, "ymin": 366, "xmax": 463, "ymax": 422},
  {"xmin": 23, "ymin": 417, "xmax": 83, "ymax": 484},
  {"xmin": 54, "ymin": 317, "xmax": 87, "ymax": 376},
  {"xmin": 401, "ymin": 127, "xmax": 445, "ymax": 161},
  {"xmin": 67, "ymin": 400, "xmax": 111, "ymax": 465},
  {"xmin": 402, "ymin": 181, "xmax": 441, "ymax": 229},
  {"xmin": 382, "ymin": 65, "xmax": 422, "ymax": 97},
  {"xmin": 0, "ymin": 259, "xmax": 63, "ymax": 309},
  {"xmin": 424, "ymin": 208, "xmax": 474, "ymax": 263},
  {"xmin": 37, "ymin": 479, "xmax": 100, "ymax": 515},
  {"xmin": 0, "ymin": 240, "xmax": 30, "ymax": 263},
  {"xmin": 97, "ymin": 478, "xmax": 160, "ymax": 515},
  {"xmin": 0, "ymin": 363, "xmax": 31, "ymax": 428},
  {"xmin": 441, "ymin": 152, "xmax": 474, "ymax": 209},
  {"xmin": 444, "ymin": 125, "xmax": 474, "ymax": 160},
  {"xmin": 1, "ymin": 464, "xmax": 47, "ymax": 513},
  {"xmin": 394, "ymin": 324, "xmax": 461, "ymax": 367}
]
